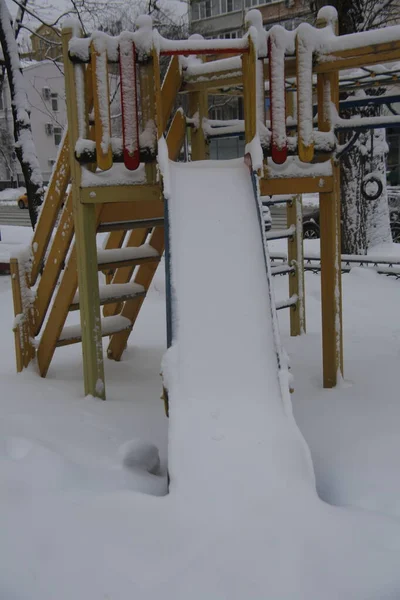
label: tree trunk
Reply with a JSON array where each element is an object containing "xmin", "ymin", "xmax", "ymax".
[
  {"xmin": 340, "ymin": 142, "xmax": 367, "ymax": 254},
  {"xmin": 0, "ymin": 0, "xmax": 43, "ymax": 229},
  {"xmin": 365, "ymin": 129, "xmax": 392, "ymax": 249}
]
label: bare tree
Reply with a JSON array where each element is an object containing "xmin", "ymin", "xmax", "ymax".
[{"xmin": 0, "ymin": 0, "xmax": 43, "ymax": 228}]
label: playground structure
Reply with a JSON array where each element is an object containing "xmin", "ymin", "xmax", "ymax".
[{"xmin": 10, "ymin": 7, "xmax": 400, "ymax": 399}]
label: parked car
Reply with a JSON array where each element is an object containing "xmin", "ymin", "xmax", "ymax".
[
  {"xmin": 302, "ymin": 202, "xmax": 400, "ymax": 243},
  {"xmin": 17, "ymin": 191, "xmax": 28, "ymax": 209},
  {"xmin": 17, "ymin": 185, "xmax": 66, "ymax": 209}
]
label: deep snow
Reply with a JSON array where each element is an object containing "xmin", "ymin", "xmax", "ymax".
[{"xmin": 0, "ymin": 210, "xmax": 400, "ymax": 598}]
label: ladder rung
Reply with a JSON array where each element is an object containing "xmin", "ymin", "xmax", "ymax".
[
  {"xmin": 57, "ymin": 315, "xmax": 132, "ymax": 347},
  {"xmin": 70, "ymin": 282, "xmax": 146, "ymax": 311},
  {"xmin": 97, "ymin": 244, "xmax": 161, "ymax": 270},
  {"xmin": 98, "ymin": 217, "xmax": 164, "ymax": 233},
  {"xmin": 275, "ymin": 294, "xmax": 298, "ymax": 311},
  {"xmin": 271, "ymin": 264, "xmax": 295, "ymax": 276},
  {"xmin": 266, "ymin": 225, "xmax": 296, "ymax": 241},
  {"xmin": 262, "ymin": 196, "xmax": 294, "ymax": 206}
]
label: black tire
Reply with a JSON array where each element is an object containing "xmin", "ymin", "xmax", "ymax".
[
  {"xmin": 303, "ymin": 222, "xmax": 320, "ymax": 239},
  {"xmin": 18, "ymin": 199, "xmax": 26, "ymax": 209},
  {"xmin": 361, "ymin": 176, "xmax": 383, "ymax": 201},
  {"xmin": 391, "ymin": 223, "xmax": 400, "ymax": 243}
]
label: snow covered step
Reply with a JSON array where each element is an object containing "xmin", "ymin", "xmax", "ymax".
[
  {"xmin": 98, "ymin": 217, "xmax": 164, "ymax": 233},
  {"xmin": 266, "ymin": 225, "xmax": 296, "ymax": 241},
  {"xmin": 275, "ymin": 294, "xmax": 298, "ymax": 311},
  {"xmin": 97, "ymin": 243, "xmax": 161, "ymax": 270},
  {"xmin": 70, "ymin": 282, "xmax": 146, "ymax": 311},
  {"xmin": 57, "ymin": 315, "xmax": 132, "ymax": 347},
  {"xmin": 271, "ymin": 264, "xmax": 295, "ymax": 277}
]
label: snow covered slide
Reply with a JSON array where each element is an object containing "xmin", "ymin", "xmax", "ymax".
[{"xmin": 163, "ymin": 158, "xmax": 315, "ymax": 497}]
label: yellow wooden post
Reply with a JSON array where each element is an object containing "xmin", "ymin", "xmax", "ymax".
[
  {"xmin": 316, "ymin": 10, "xmax": 343, "ymax": 387},
  {"xmin": 62, "ymin": 27, "xmax": 106, "ymax": 399},
  {"xmin": 10, "ymin": 258, "xmax": 34, "ymax": 370},
  {"xmin": 29, "ymin": 134, "xmax": 70, "ymax": 286},
  {"xmin": 187, "ymin": 39, "xmax": 208, "ymax": 161},
  {"xmin": 287, "ymin": 195, "xmax": 306, "ymax": 336},
  {"xmin": 139, "ymin": 55, "xmax": 158, "ymax": 183},
  {"xmin": 242, "ymin": 37, "xmax": 257, "ymax": 146},
  {"xmin": 296, "ymin": 31, "xmax": 314, "ymax": 163},
  {"xmin": 91, "ymin": 41, "xmax": 113, "ymax": 171},
  {"xmin": 160, "ymin": 55, "xmax": 182, "ymax": 133}
]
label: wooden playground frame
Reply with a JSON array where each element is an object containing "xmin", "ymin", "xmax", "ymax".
[{"xmin": 10, "ymin": 7, "xmax": 400, "ymax": 398}]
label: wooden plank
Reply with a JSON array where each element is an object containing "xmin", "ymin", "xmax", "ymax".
[
  {"xmin": 167, "ymin": 110, "xmax": 186, "ymax": 160},
  {"xmin": 241, "ymin": 35, "xmax": 256, "ymax": 146},
  {"xmin": 287, "ymin": 195, "xmax": 306, "ymax": 336},
  {"xmin": 10, "ymin": 258, "xmax": 34, "ymax": 371},
  {"xmin": 188, "ymin": 87, "xmax": 208, "ymax": 160},
  {"xmin": 139, "ymin": 59, "xmax": 157, "ymax": 184},
  {"xmin": 153, "ymin": 47, "xmax": 164, "ymax": 139},
  {"xmin": 107, "ymin": 225, "xmax": 165, "ymax": 361},
  {"xmin": 319, "ymin": 37, "xmax": 400, "ymax": 61},
  {"xmin": 319, "ymin": 162, "xmax": 343, "ymax": 387},
  {"xmin": 91, "ymin": 41, "xmax": 113, "ymax": 171},
  {"xmin": 100, "ymin": 199, "xmax": 164, "ymax": 223},
  {"xmin": 314, "ymin": 48, "xmax": 400, "ymax": 73},
  {"xmin": 81, "ymin": 184, "xmax": 161, "ymax": 204},
  {"xmin": 103, "ymin": 228, "xmax": 149, "ymax": 317},
  {"xmin": 317, "ymin": 35, "xmax": 343, "ymax": 387},
  {"xmin": 63, "ymin": 27, "xmax": 106, "ymax": 399},
  {"xmin": 182, "ymin": 75, "xmax": 242, "ymax": 92},
  {"xmin": 296, "ymin": 34, "xmax": 314, "ymax": 163},
  {"xmin": 98, "ymin": 254, "xmax": 160, "ymax": 271},
  {"xmin": 37, "ymin": 247, "xmax": 78, "ymax": 377},
  {"xmin": 260, "ymin": 176, "xmax": 333, "ymax": 196},
  {"xmin": 29, "ymin": 134, "xmax": 70, "ymax": 286},
  {"xmin": 33, "ymin": 190, "xmax": 74, "ymax": 336},
  {"xmin": 101, "ymin": 229, "xmax": 127, "ymax": 284},
  {"xmin": 161, "ymin": 55, "xmax": 182, "ymax": 132}
]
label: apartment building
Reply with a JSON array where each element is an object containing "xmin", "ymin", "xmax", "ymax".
[
  {"xmin": 0, "ymin": 59, "xmax": 67, "ymax": 185},
  {"xmin": 190, "ymin": 0, "xmax": 312, "ymax": 39}
]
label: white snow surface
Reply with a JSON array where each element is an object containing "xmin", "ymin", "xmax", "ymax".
[{"xmin": 1, "ymin": 208, "xmax": 400, "ymax": 597}]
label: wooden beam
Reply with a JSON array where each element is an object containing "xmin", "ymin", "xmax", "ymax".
[
  {"xmin": 107, "ymin": 225, "xmax": 165, "ymax": 361},
  {"xmin": 187, "ymin": 53, "xmax": 209, "ymax": 161},
  {"xmin": 287, "ymin": 196, "xmax": 305, "ymax": 336},
  {"xmin": 260, "ymin": 176, "xmax": 333, "ymax": 196},
  {"xmin": 33, "ymin": 191, "xmax": 74, "ymax": 335},
  {"xmin": 316, "ymin": 12, "xmax": 343, "ymax": 387},
  {"xmin": 161, "ymin": 55, "xmax": 182, "ymax": 132},
  {"xmin": 91, "ymin": 41, "xmax": 113, "ymax": 171},
  {"xmin": 10, "ymin": 258, "xmax": 34, "ymax": 371},
  {"xmin": 100, "ymin": 199, "xmax": 164, "ymax": 223},
  {"xmin": 103, "ymin": 228, "xmax": 149, "ymax": 317},
  {"xmin": 80, "ymin": 184, "xmax": 161, "ymax": 204},
  {"xmin": 182, "ymin": 74, "xmax": 242, "ymax": 92},
  {"xmin": 139, "ymin": 58, "xmax": 157, "ymax": 184},
  {"xmin": 242, "ymin": 35, "xmax": 256, "ymax": 145},
  {"xmin": 29, "ymin": 134, "xmax": 70, "ymax": 286},
  {"xmin": 315, "ymin": 48, "xmax": 400, "ymax": 73},
  {"xmin": 167, "ymin": 110, "xmax": 186, "ymax": 160},
  {"xmin": 63, "ymin": 27, "xmax": 106, "ymax": 399}
]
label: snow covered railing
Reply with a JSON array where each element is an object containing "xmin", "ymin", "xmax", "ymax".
[{"xmin": 270, "ymin": 253, "xmax": 400, "ymax": 280}]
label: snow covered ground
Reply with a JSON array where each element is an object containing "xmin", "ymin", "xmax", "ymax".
[{"xmin": 1, "ymin": 223, "xmax": 400, "ymax": 598}]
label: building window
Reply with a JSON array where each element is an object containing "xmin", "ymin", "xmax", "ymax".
[
  {"xmin": 51, "ymin": 92, "xmax": 58, "ymax": 112},
  {"xmin": 54, "ymin": 126, "xmax": 62, "ymax": 146},
  {"xmin": 0, "ymin": 92, "xmax": 3, "ymax": 111},
  {"xmin": 192, "ymin": 2, "xmax": 200, "ymax": 20},
  {"xmin": 205, "ymin": 0, "xmax": 211, "ymax": 17},
  {"xmin": 227, "ymin": 0, "xmax": 233, "ymax": 11}
]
